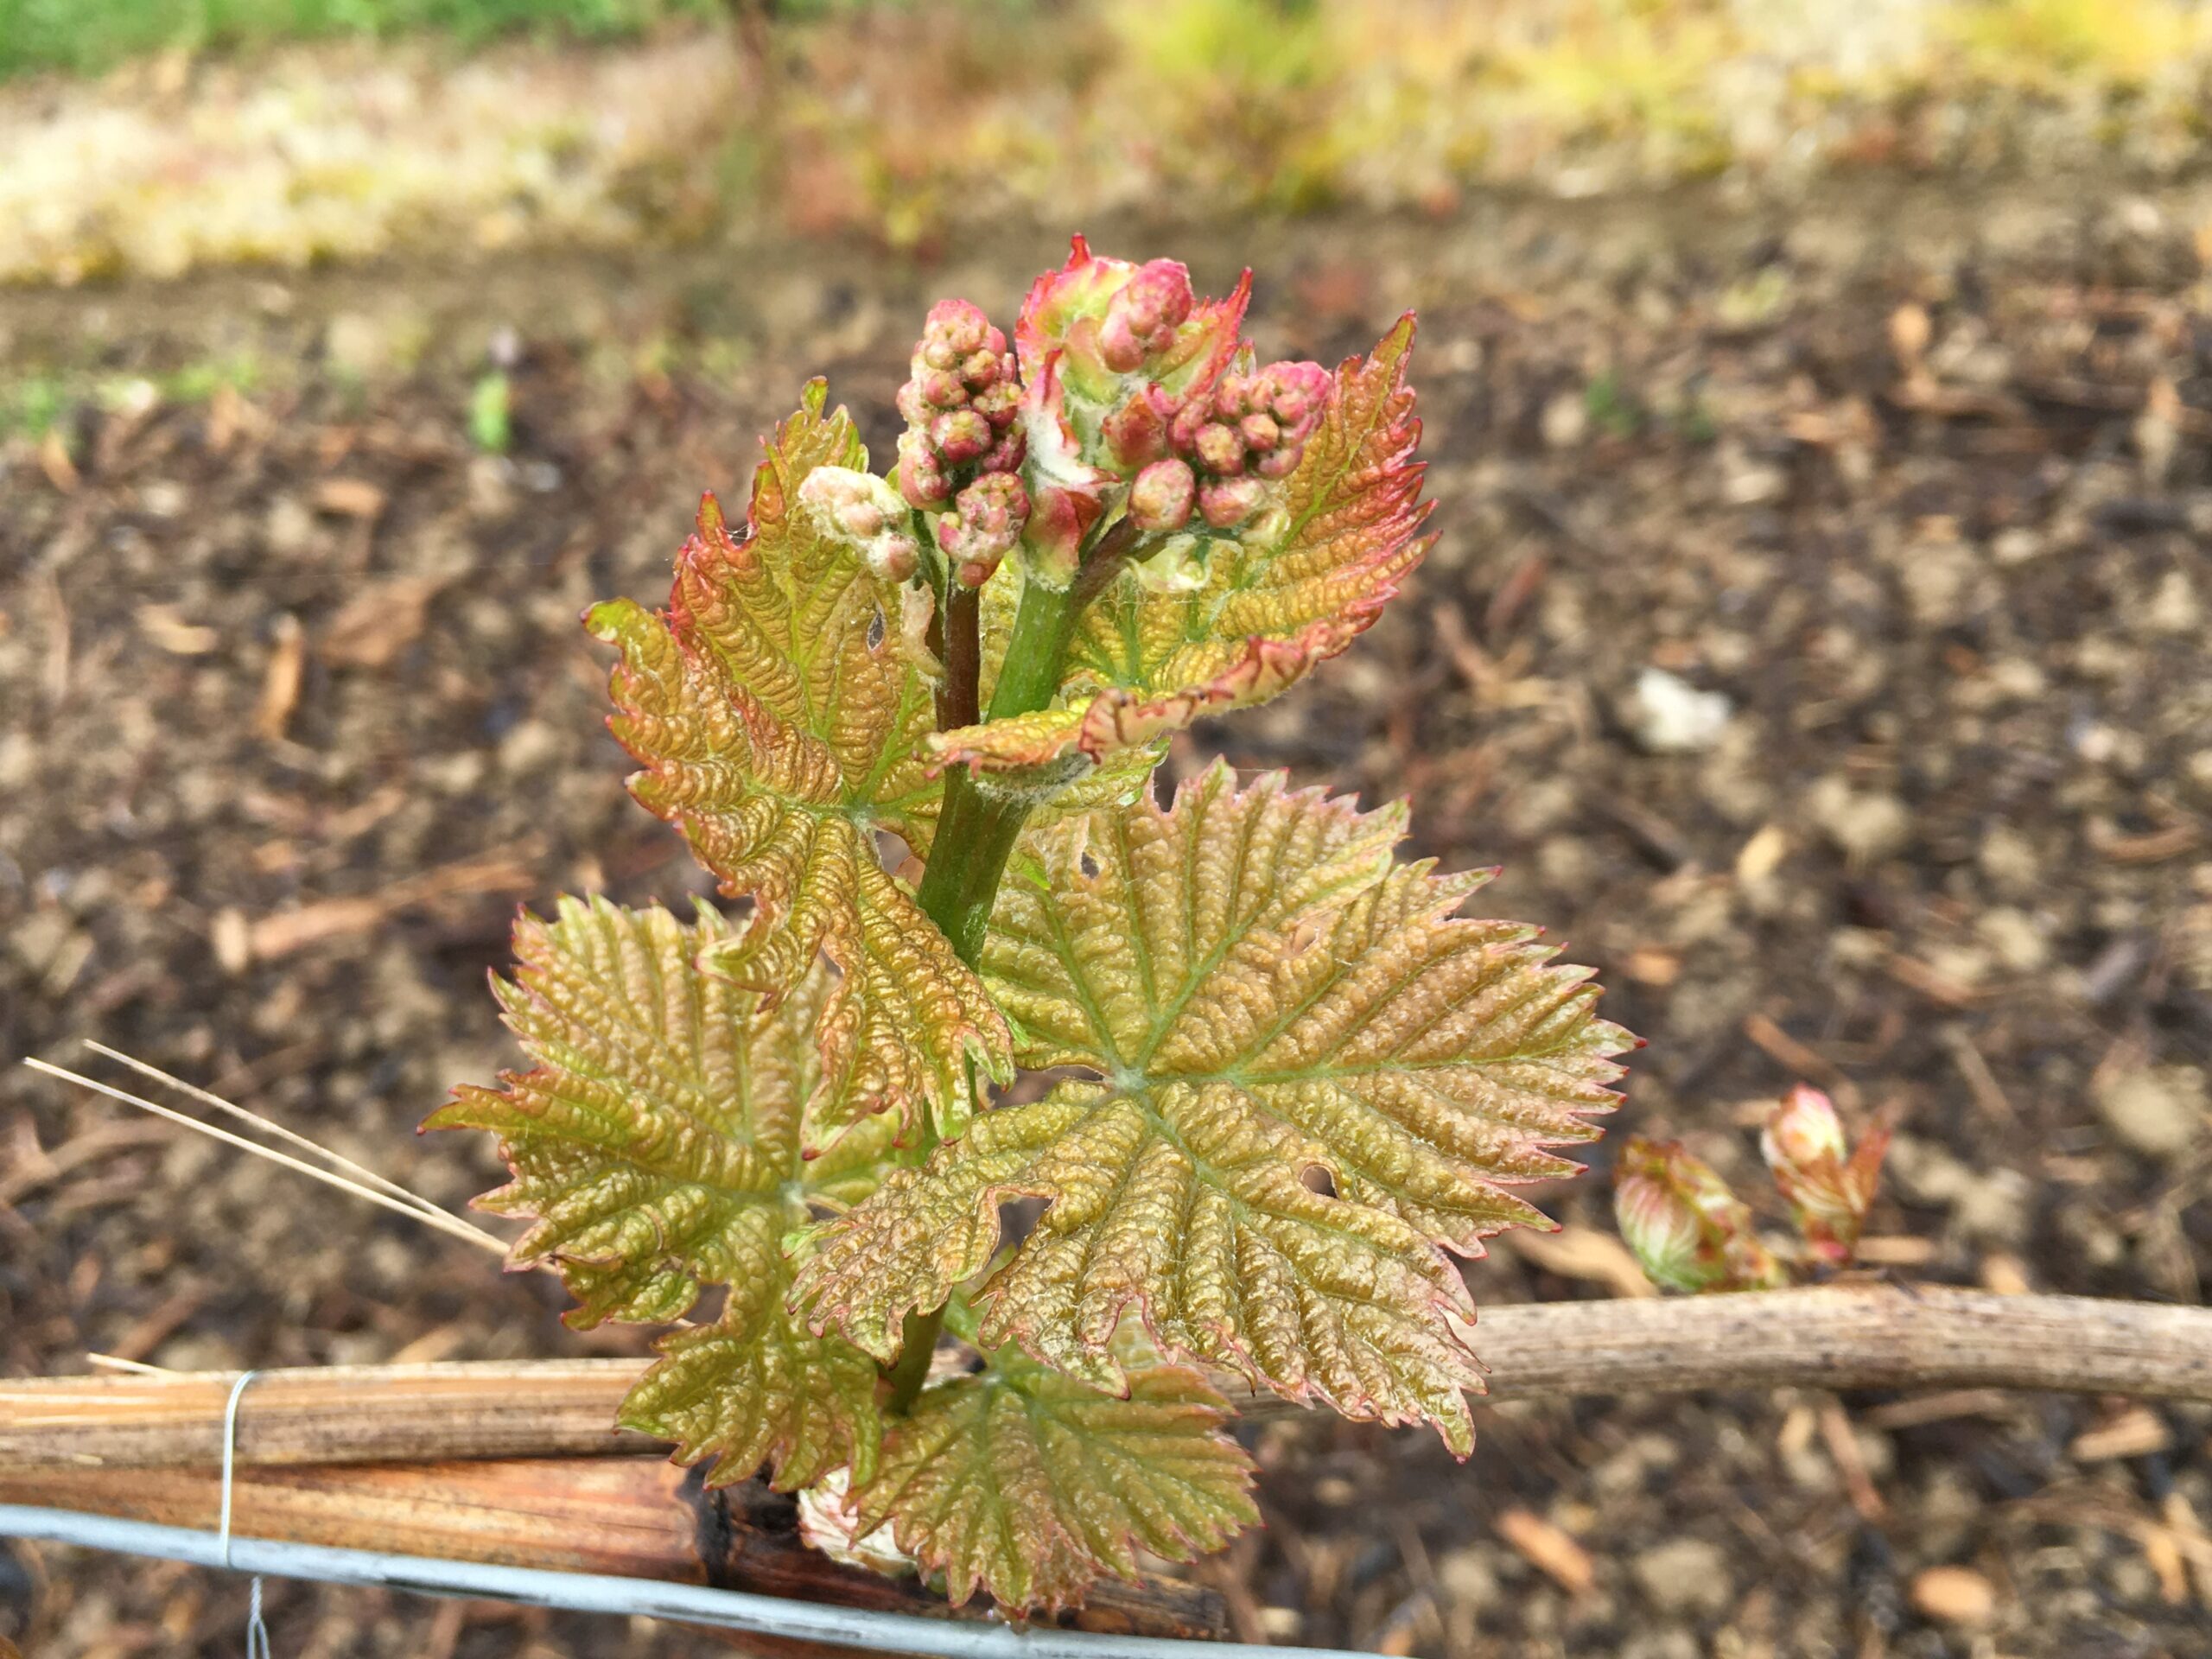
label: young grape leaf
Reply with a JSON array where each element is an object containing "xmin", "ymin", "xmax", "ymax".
[
  {"xmin": 795, "ymin": 766, "xmax": 1633, "ymax": 1451},
  {"xmin": 855, "ymin": 1355, "xmax": 1256, "ymax": 1612},
  {"xmin": 930, "ymin": 318, "xmax": 1433, "ymax": 783},
  {"xmin": 428, "ymin": 895, "xmax": 887, "ymax": 1489},
  {"xmin": 620, "ymin": 1269, "xmax": 883, "ymax": 1491},
  {"xmin": 587, "ymin": 381, "xmax": 1009, "ymax": 1145}
]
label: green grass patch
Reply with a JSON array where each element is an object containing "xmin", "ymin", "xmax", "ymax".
[
  {"xmin": 0, "ymin": 0, "xmax": 728, "ymax": 79},
  {"xmin": 2, "ymin": 354, "xmax": 266, "ymax": 439}
]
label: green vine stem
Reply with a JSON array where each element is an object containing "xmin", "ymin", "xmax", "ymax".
[
  {"xmin": 880, "ymin": 1306, "xmax": 945, "ymax": 1414},
  {"xmin": 887, "ymin": 527, "xmax": 1135, "ymax": 1414},
  {"xmin": 912, "ymin": 571, "xmax": 1084, "ymax": 963}
]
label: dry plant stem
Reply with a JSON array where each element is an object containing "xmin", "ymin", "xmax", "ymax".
[
  {"xmin": 1471, "ymin": 1281, "xmax": 2212, "ymax": 1400},
  {"xmin": 21, "ymin": 1058, "xmax": 504, "ymax": 1255},
  {"xmin": 11, "ymin": 1287, "xmax": 2210, "ymax": 1476}
]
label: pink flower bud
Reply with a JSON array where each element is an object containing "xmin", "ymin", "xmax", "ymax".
[
  {"xmin": 868, "ymin": 531, "xmax": 920, "ymax": 583},
  {"xmin": 1198, "ymin": 476, "xmax": 1264, "ymax": 528},
  {"xmin": 919, "ymin": 369, "xmax": 969, "ymax": 411},
  {"xmin": 924, "ymin": 299, "xmax": 993, "ymax": 361},
  {"xmin": 981, "ymin": 424, "xmax": 1027, "ymax": 475},
  {"xmin": 1239, "ymin": 412, "xmax": 1281, "ymax": 452},
  {"xmin": 895, "ymin": 380, "xmax": 930, "ymax": 426},
  {"xmin": 1260, "ymin": 360, "xmax": 1329, "ymax": 434},
  {"xmin": 1168, "ymin": 397, "xmax": 1209, "ymax": 453},
  {"xmin": 1096, "ymin": 264, "xmax": 1188, "ymax": 370},
  {"xmin": 939, "ymin": 471, "xmax": 1029, "ymax": 569},
  {"xmin": 1129, "ymin": 459, "xmax": 1196, "ymax": 532},
  {"xmin": 971, "ymin": 380, "xmax": 1022, "ymax": 429},
  {"xmin": 1097, "ymin": 312, "xmax": 1147, "ymax": 374},
  {"xmin": 896, "ymin": 429, "xmax": 952, "ymax": 509},
  {"xmin": 1211, "ymin": 373, "xmax": 1255, "ymax": 421},
  {"xmin": 800, "ymin": 466, "xmax": 924, "ymax": 586},
  {"xmin": 1101, "ymin": 388, "xmax": 1172, "ymax": 469},
  {"xmin": 1024, "ymin": 480, "xmax": 1104, "ymax": 582},
  {"xmin": 1096, "ymin": 294, "xmax": 1185, "ymax": 372},
  {"xmin": 931, "ymin": 409, "xmax": 993, "ymax": 465},
  {"xmin": 1118, "ymin": 259, "xmax": 1195, "ymax": 334},
  {"xmin": 1255, "ymin": 445, "xmax": 1303, "ymax": 480},
  {"xmin": 1192, "ymin": 423, "xmax": 1245, "ymax": 475},
  {"xmin": 960, "ymin": 349, "xmax": 1002, "ymax": 391}
]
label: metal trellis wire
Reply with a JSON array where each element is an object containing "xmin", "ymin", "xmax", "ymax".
[{"xmin": 0, "ymin": 1504, "xmax": 1370, "ymax": 1659}]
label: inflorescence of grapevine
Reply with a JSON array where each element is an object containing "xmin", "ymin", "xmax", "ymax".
[{"xmin": 432, "ymin": 239, "xmax": 1636, "ymax": 1613}]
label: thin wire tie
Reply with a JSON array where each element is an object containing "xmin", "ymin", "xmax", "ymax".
[{"xmin": 219, "ymin": 1370, "xmax": 274, "ymax": 1659}]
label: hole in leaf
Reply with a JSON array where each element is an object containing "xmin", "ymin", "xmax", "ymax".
[
  {"xmin": 875, "ymin": 829, "xmax": 922, "ymax": 884},
  {"xmin": 866, "ymin": 608, "xmax": 886, "ymax": 650},
  {"xmin": 1301, "ymin": 1166, "xmax": 1338, "ymax": 1198},
  {"xmin": 997, "ymin": 1193, "xmax": 1047, "ymax": 1248},
  {"xmin": 1078, "ymin": 850, "xmax": 1101, "ymax": 879},
  {"xmin": 1001, "ymin": 1064, "xmax": 1090, "ymax": 1109},
  {"xmin": 688, "ymin": 1282, "xmax": 732, "ymax": 1325}
]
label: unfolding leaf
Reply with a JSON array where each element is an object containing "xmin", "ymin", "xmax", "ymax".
[
  {"xmin": 1614, "ymin": 1135, "xmax": 1785, "ymax": 1294},
  {"xmin": 588, "ymin": 381, "xmax": 1008, "ymax": 1143},
  {"xmin": 1761, "ymin": 1084, "xmax": 1890, "ymax": 1268},
  {"xmin": 932, "ymin": 319, "xmax": 1433, "ymax": 783},
  {"xmin": 930, "ymin": 631, "xmax": 1322, "ymax": 782},
  {"xmin": 428, "ymin": 896, "xmax": 887, "ymax": 1488},
  {"xmin": 796, "ymin": 766, "xmax": 1631, "ymax": 1450},
  {"xmin": 855, "ymin": 1356, "xmax": 1256, "ymax": 1612}
]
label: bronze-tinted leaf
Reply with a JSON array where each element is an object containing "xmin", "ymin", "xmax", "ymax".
[
  {"xmin": 797, "ymin": 766, "xmax": 1632, "ymax": 1451},
  {"xmin": 429, "ymin": 896, "xmax": 887, "ymax": 1488},
  {"xmin": 588, "ymin": 382, "xmax": 1008, "ymax": 1144},
  {"xmin": 856, "ymin": 1356, "xmax": 1255, "ymax": 1611}
]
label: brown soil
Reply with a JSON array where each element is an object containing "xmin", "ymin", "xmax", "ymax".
[{"xmin": 4, "ymin": 179, "xmax": 2211, "ymax": 1657}]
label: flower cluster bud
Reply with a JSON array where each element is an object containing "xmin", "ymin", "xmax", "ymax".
[
  {"xmin": 1168, "ymin": 359, "xmax": 1331, "ymax": 529},
  {"xmin": 894, "ymin": 299, "xmax": 1024, "ymax": 512},
  {"xmin": 1097, "ymin": 260, "xmax": 1196, "ymax": 372},
  {"xmin": 798, "ymin": 467, "xmax": 921, "ymax": 583},
  {"xmin": 1614, "ymin": 1135, "xmax": 1785, "ymax": 1295},
  {"xmin": 938, "ymin": 471, "xmax": 1031, "ymax": 589},
  {"xmin": 1760, "ymin": 1085, "xmax": 1890, "ymax": 1268}
]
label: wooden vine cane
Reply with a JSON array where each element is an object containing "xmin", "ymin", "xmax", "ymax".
[{"xmin": 4, "ymin": 1285, "xmax": 2209, "ymax": 1652}]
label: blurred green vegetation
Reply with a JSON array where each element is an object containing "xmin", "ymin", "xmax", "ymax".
[
  {"xmin": 467, "ymin": 370, "xmax": 512, "ymax": 453},
  {"xmin": 6, "ymin": 0, "xmax": 2212, "ymax": 282},
  {"xmin": 2, "ymin": 356, "xmax": 264, "ymax": 439},
  {"xmin": 0, "ymin": 0, "xmax": 726, "ymax": 77}
]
